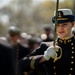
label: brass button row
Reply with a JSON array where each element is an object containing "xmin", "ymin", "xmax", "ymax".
[
  {"xmin": 53, "ymin": 42, "xmax": 74, "ymax": 75},
  {"xmin": 69, "ymin": 43, "xmax": 74, "ymax": 75},
  {"xmin": 53, "ymin": 66, "xmax": 56, "ymax": 75}
]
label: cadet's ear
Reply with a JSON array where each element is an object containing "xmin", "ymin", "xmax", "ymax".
[{"xmin": 71, "ymin": 22, "xmax": 75, "ymax": 27}]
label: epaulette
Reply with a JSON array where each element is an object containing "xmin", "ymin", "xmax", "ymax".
[{"xmin": 41, "ymin": 41, "xmax": 53, "ymax": 47}]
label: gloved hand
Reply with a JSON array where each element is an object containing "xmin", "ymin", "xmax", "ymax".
[{"xmin": 43, "ymin": 46, "xmax": 59, "ymax": 60}]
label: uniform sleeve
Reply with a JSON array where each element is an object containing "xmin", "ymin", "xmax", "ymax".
[{"xmin": 17, "ymin": 43, "xmax": 48, "ymax": 74}]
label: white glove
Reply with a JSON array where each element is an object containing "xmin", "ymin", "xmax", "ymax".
[{"xmin": 43, "ymin": 46, "xmax": 59, "ymax": 60}]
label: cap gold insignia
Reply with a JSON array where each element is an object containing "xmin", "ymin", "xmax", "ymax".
[{"xmin": 58, "ymin": 11, "xmax": 62, "ymax": 18}]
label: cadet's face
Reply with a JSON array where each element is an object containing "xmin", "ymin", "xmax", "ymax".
[
  {"xmin": 56, "ymin": 22, "xmax": 74, "ymax": 39},
  {"xmin": 11, "ymin": 35, "xmax": 19, "ymax": 42}
]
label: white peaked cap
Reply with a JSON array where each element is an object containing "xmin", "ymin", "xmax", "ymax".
[
  {"xmin": 52, "ymin": 9, "xmax": 75, "ymax": 24},
  {"xmin": 54, "ymin": 9, "xmax": 73, "ymax": 16}
]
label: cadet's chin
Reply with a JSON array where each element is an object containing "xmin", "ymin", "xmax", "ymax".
[{"xmin": 58, "ymin": 34, "xmax": 67, "ymax": 39}]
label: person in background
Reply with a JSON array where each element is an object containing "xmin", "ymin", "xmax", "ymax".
[
  {"xmin": 41, "ymin": 25, "xmax": 54, "ymax": 42},
  {"xmin": 0, "ymin": 26, "xmax": 30, "ymax": 75},
  {"xmin": 18, "ymin": 9, "xmax": 75, "ymax": 75},
  {"xmin": 33, "ymin": 37, "xmax": 42, "ymax": 50},
  {"xmin": 19, "ymin": 32, "xmax": 28, "ymax": 47},
  {"xmin": 28, "ymin": 37, "xmax": 42, "ymax": 52},
  {"xmin": 0, "ymin": 37, "xmax": 15, "ymax": 75}
]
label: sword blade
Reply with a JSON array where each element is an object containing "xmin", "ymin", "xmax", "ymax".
[{"xmin": 53, "ymin": 0, "xmax": 59, "ymax": 47}]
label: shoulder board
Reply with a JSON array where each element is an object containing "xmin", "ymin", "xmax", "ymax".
[{"xmin": 41, "ymin": 41, "xmax": 53, "ymax": 46}]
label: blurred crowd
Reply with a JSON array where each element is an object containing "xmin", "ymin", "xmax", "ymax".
[
  {"xmin": 19, "ymin": 25, "xmax": 54, "ymax": 52},
  {"xmin": 0, "ymin": 25, "xmax": 54, "ymax": 52}
]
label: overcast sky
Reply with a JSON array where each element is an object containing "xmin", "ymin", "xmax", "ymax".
[
  {"xmin": 0, "ymin": 0, "xmax": 11, "ymax": 8},
  {"xmin": 0, "ymin": 0, "xmax": 64, "ymax": 8}
]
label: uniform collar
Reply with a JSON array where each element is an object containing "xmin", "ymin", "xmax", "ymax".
[{"xmin": 57, "ymin": 36, "xmax": 75, "ymax": 44}]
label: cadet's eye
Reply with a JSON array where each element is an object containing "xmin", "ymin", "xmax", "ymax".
[
  {"xmin": 62, "ymin": 24, "xmax": 68, "ymax": 27},
  {"xmin": 63, "ymin": 24, "xmax": 67, "ymax": 26}
]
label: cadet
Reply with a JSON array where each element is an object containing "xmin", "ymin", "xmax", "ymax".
[
  {"xmin": 0, "ymin": 37, "xmax": 15, "ymax": 75},
  {"xmin": 18, "ymin": 9, "xmax": 75, "ymax": 75},
  {"xmin": 42, "ymin": 25, "xmax": 54, "ymax": 42},
  {"xmin": 0, "ymin": 26, "xmax": 30, "ymax": 75}
]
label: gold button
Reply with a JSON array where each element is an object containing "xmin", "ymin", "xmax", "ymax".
[
  {"xmin": 68, "ymin": 40, "xmax": 70, "ymax": 42},
  {"xmin": 71, "ymin": 43, "xmax": 74, "ymax": 45},
  {"xmin": 70, "ymin": 68, "xmax": 73, "ymax": 70},
  {"xmin": 69, "ymin": 74, "xmax": 72, "ymax": 75},
  {"xmin": 71, "ymin": 61, "xmax": 74, "ymax": 64},
  {"xmin": 69, "ymin": 39, "xmax": 71, "ymax": 42},
  {"xmin": 54, "ymin": 72, "xmax": 56, "ymax": 75},
  {"xmin": 72, "ymin": 47, "xmax": 74, "ymax": 49},
  {"xmin": 71, "ymin": 56, "xmax": 74, "ymax": 59},
  {"xmin": 59, "ymin": 40, "xmax": 63, "ymax": 43},
  {"xmin": 72, "ymin": 51, "xmax": 74, "ymax": 53},
  {"xmin": 53, "ymin": 66, "xmax": 56, "ymax": 69}
]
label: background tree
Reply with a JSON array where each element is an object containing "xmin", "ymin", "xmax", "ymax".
[{"xmin": 0, "ymin": 0, "xmax": 74, "ymax": 36}]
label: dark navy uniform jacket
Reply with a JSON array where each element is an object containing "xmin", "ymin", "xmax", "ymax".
[
  {"xmin": 0, "ymin": 38, "xmax": 30, "ymax": 75},
  {"xmin": 18, "ymin": 36, "xmax": 75, "ymax": 75}
]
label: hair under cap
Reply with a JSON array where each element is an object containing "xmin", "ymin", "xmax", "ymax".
[{"xmin": 8, "ymin": 26, "xmax": 20, "ymax": 36}]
